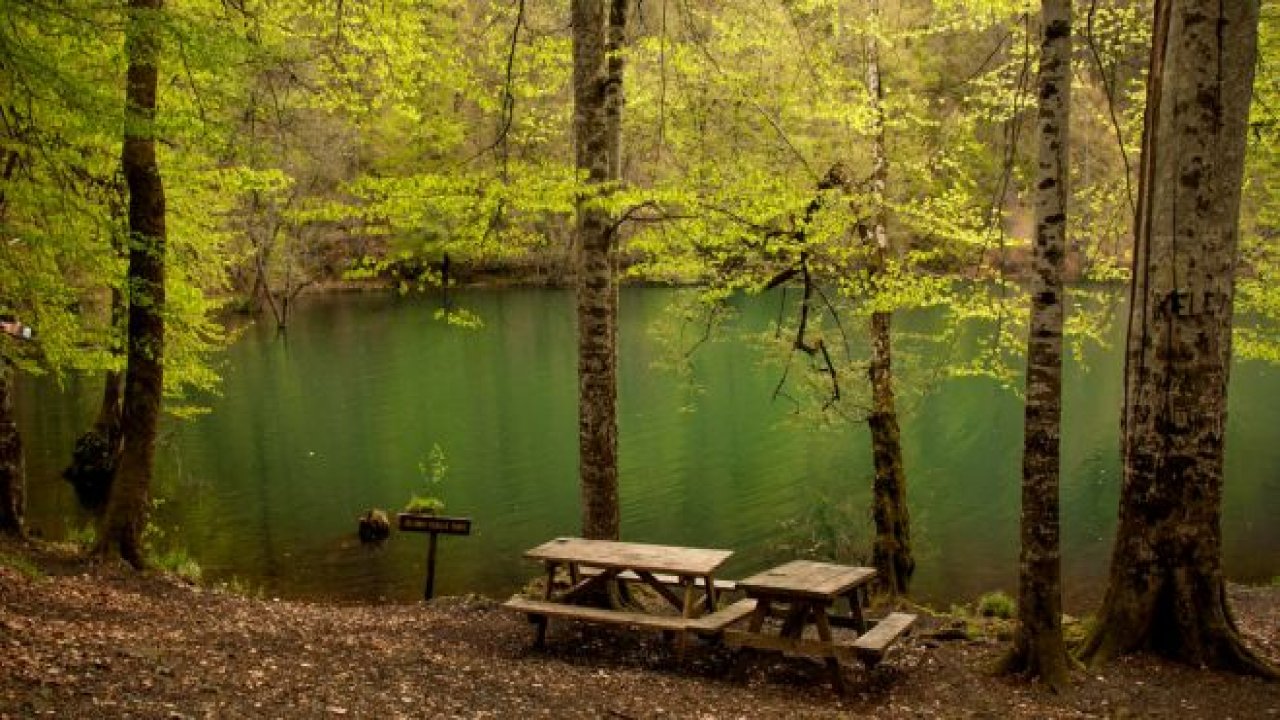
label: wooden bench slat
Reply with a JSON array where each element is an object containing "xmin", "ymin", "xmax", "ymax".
[
  {"xmin": 687, "ymin": 599, "xmax": 757, "ymax": 632},
  {"xmin": 851, "ymin": 612, "xmax": 916, "ymax": 659},
  {"xmin": 723, "ymin": 629, "xmax": 855, "ymax": 662},
  {"xmin": 503, "ymin": 597, "xmax": 689, "ymax": 632},
  {"xmin": 578, "ymin": 566, "xmax": 738, "ymax": 593}
]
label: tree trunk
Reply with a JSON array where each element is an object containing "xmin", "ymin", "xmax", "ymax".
[
  {"xmin": 863, "ymin": 0, "xmax": 913, "ymax": 596},
  {"xmin": 0, "ymin": 362, "xmax": 24, "ymax": 536},
  {"xmin": 572, "ymin": 0, "xmax": 627, "ymax": 541},
  {"xmin": 1002, "ymin": 0, "xmax": 1072, "ymax": 690},
  {"xmin": 1078, "ymin": 0, "xmax": 1275, "ymax": 678},
  {"xmin": 96, "ymin": 0, "xmax": 168, "ymax": 568},
  {"xmin": 64, "ymin": 288, "xmax": 125, "ymax": 513}
]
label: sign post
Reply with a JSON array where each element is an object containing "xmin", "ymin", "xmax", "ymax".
[{"xmin": 397, "ymin": 513, "xmax": 472, "ymax": 600}]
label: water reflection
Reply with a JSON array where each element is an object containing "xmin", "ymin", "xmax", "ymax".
[{"xmin": 14, "ymin": 287, "xmax": 1280, "ymax": 610}]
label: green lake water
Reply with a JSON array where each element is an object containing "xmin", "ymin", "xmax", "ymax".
[{"xmin": 15, "ymin": 287, "xmax": 1280, "ymax": 609}]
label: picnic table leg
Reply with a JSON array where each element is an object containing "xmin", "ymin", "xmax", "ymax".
[
  {"xmin": 701, "ymin": 575, "xmax": 717, "ymax": 613},
  {"xmin": 675, "ymin": 578, "xmax": 699, "ymax": 661},
  {"xmin": 845, "ymin": 588, "xmax": 868, "ymax": 634},
  {"xmin": 533, "ymin": 561, "xmax": 557, "ymax": 648},
  {"xmin": 747, "ymin": 599, "xmax": 772, "ymax": 633},
  {"xmin": 681, "ymin": 578, "xmax": 697, "ymax": 618},
  {"xmin": 780, "ymin": 602, "xmax": 809, "ymax": 639},
  {"xmin": 814, "ymin": 606, "xmax": 846, "ymax": 695}
]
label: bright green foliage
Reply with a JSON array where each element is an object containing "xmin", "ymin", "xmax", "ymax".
[
  {"xmin": 977, "ymin": 590, "xmax": 1017, "ymax": 619},
  {"xmin": 1237, "ymin": 3, "xmax": 1280, "ymax": 361},
  {"xmin": 3, "ymin": 0, "xmax": 1274, "ymax": 428},
  {"xmin": 1, "ymin": 1, "xmax": 229, "ymax": 407},
  {"xmin": 405, "ymin": 443, "xmax": 448, "ymax": 514},
  {"xmin": 0, "ymin": 2, "xmax": 126, "ymax": 378}
]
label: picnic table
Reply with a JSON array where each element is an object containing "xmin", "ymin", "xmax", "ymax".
[
  {"xmin": 503, "ymin": 537, "xmax": 757, "ymax": 655},
  {"xmin": 726, "ymin": 559, "xmax": 917, "ymax": 692}
]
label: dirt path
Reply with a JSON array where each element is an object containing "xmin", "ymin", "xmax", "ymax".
[{"xmin": 1, "ymin": 540, "xmax": 1277, "ymax": 718}]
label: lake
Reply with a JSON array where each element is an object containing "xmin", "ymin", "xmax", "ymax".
[{"xmin": 14, "ymin": 287, "xmax": 1280, "ymax": 610}]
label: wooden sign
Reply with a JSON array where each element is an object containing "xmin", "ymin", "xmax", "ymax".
[
  {"xmin": 398, "ymin": 514, "xmax": 472, "ymax": 535},
  {"xmin": 396, "ymin": 513, "xmax": 473, "ymax": 600}
]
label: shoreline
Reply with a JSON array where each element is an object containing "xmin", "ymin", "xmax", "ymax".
[{"xmin": 3, "ymin": 536, "xmax": 1277, "ymax": 718}]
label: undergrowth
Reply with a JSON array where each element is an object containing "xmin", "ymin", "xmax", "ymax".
[{"xmin": 0, "ymin": 550, "xmax": 44, "ymax": 580}]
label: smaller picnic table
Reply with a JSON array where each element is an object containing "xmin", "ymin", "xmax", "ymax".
[
  {"xmin": 728, "ymin": 560, "xmax": 915, "ymax": 692},
  {"xmin": 505, "ymin": 537, "xmax": 754, "ymax": 654}
]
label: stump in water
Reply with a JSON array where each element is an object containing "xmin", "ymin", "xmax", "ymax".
[
  {"xmin": 63, "ymin": 430, "xmax": 118, "ymax": 512},
  {"xmin": 358, "ymin": 509, "xmax": 391, "ymax": 544}
]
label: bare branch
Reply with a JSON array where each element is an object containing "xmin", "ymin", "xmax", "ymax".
[{"xmin": 1085, "ymin": 0, "xmax": 1137, "ymax": 219}]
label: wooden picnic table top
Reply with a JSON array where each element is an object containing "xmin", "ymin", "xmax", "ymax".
[
  {"xmin": 737, "ymin": 560, "xmax": 876, "ymax": 601},
  {"xmin": 524, "ymin": 537, "xmax": 732, "ymax": 576}
]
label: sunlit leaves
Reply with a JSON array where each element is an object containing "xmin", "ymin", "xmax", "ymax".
[{"xmin": 1237, "ymin": 2, "xmax": 1280, "ymax": 361}]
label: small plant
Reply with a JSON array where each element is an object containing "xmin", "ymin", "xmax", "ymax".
[
  {"xmin": 404, "ymin": 443, "xmax": 448, "ymax": 514},
  {"xmin": 403, "ymin": 495, "xmax": 445, "ymax": 514},
  {"xmin": 976, "ymin": 590, "xmax": 1017, "ymax": 619},
  {"xmin": 0, "ymin": 551, "xmax": 43, "ymax": 580},
  {"xmin": 219, "ymin": 576, "xmax": 263, "ymax": 598},
  {"xmin": 141, "ymin": 500, "xmax": 202, "ymax": 583},
  {"xmin": 149, "ymin": 546, "xmax": 203, "ymax": 583},
  {"xmin": 65, "ymin": 524, "xmax": 97, "ymax": 548},
  {"xmin": 1271, "ymin": 576, "xmax": 1280, "ymax": 588},
  {"xmin": 772, "ymin": 493, "xmax": 870, "ymax": 565}
]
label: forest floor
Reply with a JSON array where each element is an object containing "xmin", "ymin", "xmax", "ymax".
[{"xmin": 1, "ymin": 538, "xmax": 1277, "ymax": 719}]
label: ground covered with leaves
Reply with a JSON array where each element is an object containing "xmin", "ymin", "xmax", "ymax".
[{"xmin": 1, "ymin": 539, "xmax": 1277, "ymax": 719}]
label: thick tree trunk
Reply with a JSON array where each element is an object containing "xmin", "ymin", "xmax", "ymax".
[
  {"xmin": 863, "ymin": 0, "xmax": 913, "ymax": 596},
  {"xmin": 0, "ymin": 362, "xmax": 24, "ymax": 535},
  {"xmin": 96, "ymin": 0, "xmax": 167, "ymax": 568},
  {"xmin": 1002, "ymin": 0, "xmax": 1072, "ymax": 690},
  {"xmin": 1078, "ymin": 0, "xmax": 1275, "ymax": 678},
  {"xmin": 572, "ymin": 0, "xmax": 627, "ymax": 541}
]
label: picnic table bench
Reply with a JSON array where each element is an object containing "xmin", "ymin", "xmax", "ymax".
[
  {"xmin": 727, "ymin": 559, "xmax": 917, "ymax": 692},
  {"xmin": 502, "ymin": 537, "xmax": 752, "ymax": 656},
  {"xmin": 504, "ymin": 540, "xmax": 917, "ymax": 691}
]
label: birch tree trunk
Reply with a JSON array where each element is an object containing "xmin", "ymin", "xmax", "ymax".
[
  {"xmin": 97, "ymin": 0, "xmax": 167, "ymax": 568},
  {"xmin": 0, "ymin": 362, "xmax": 24, "ymax": 535},
  {"xmin": 572, "ymin": 0, "xmax": 627, "ymax": 540},
  {"xmin": 1002, "ymin": 0, "xmax": 1072, "ymax": 689},
  {"xmin": 1078, "ymin": 0, "xmax": 1276, "ymax": 678},
  {"xmin": 863, "ymin": 0, "xmax": 913, "ymax": 596}
]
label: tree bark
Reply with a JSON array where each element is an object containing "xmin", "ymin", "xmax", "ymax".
[
  {"xmin": 96, "ymin": 0, "xmax": 167, "ymax": 568},
  {"xmin": 863, "ymin": 0, "xmax": 913, "ymax": 596},
  {"xmin": 64, "ymin": 288, "xmax": 125, "ymax": 513},
  {"xmin": 1078, "ymin": 0, "xmax": 1275, "ymax": 678},
  {"xmin": 0, "ymin": 362, "xmax": 24, "ymax": 536},
  {"xmin": 572, "ymin": 0, "xmax": 627, "ymax": 541},
  {"xmin": 1002, "ymin": 0, "xmax": 1072, "ymax": 690}
]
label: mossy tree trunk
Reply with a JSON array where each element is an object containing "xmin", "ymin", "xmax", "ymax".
[
  {"xmin": 63, "ymin": 290, "xmax": 124, "ymax": 513},
  {"xmin": 572, "ymin": 0, "xmax": 628, "ymax": 541},
  {"xmin": 96, "ymin": 0, "xmax": 167, "ymax": 568},
  {"xmin": 1002, "ymin": 0, "xmax": 1072, "ymax": 690},
  {"xmin": 1078, "ymin": 0, "xmax": 1276, "ymax": 679},
  {"xmin": 863, "ymin": 0, "xmax": 913, "ymax": 596}
]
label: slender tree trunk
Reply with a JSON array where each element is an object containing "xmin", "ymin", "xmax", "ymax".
[
  {"xmin": 64, "ymin": 289, "xmax": 125, "ymax": 512},
  {"xmin": 572, "ymin": 0, "xmax": 627, "ymax": 540},
  {"xmin": 1078, "ymin": 0, "xmax": 1275, "ymax": 678},
  {"xmin": 0, "ymin": 362, "xmax": 24, "ymax": 535},
  {"xmin": 97, "ymin": 0, "xmax": 167, "ymax": 568},
  {"xmin": 863, "ymin": 0, "xmax": 913, "ymax": 596},
  {"xmin": 1002, "ymin": 0, "xmax": 1072, "ymax": 690}
]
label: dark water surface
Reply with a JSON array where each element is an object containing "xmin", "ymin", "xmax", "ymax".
[{"xmin": 15, "ymin": 288, "xmax": 1280, "ymax": 610}]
